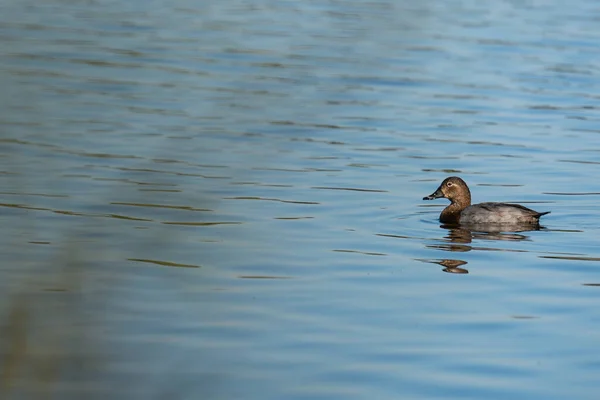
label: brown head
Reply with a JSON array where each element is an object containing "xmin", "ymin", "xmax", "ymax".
[{"xmin": 423, "ymin": 177, "xmax": 472, "ymax": 222}]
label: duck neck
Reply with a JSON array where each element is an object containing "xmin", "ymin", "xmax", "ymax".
[
  {"xmin": 453, "ymin": 194, "xmax": 471, "ymax": 210},
  {"xmin": 440, "ymin": 196, "xmax": 471, "ymax": 224}
]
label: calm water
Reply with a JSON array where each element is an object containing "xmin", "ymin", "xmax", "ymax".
[{"xmin": 2, "ymin": 0, "xmax": 600, "ymax": 399}]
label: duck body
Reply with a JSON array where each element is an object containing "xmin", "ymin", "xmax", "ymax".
[
  {"xmin": 453, "ymin": 202, "xmax": 549, "ymax": 225},
  {"xmin": 423, "ymin": 176, "xmax": 550, "ymax": 225}
]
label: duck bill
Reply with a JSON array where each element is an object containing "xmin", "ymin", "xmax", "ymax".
[{"xmin": 423, "ymin": 186, "xmax": 444, "ymax": 201}]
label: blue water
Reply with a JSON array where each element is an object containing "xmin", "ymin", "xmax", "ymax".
[{"xmin": 2, "ymin": 0, "xmax": 600, "ymax": 399}]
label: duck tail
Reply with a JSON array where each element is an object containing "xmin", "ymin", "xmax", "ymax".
[{"xmin": 536, "ymin": 211, "xmax": 551, "ymax": 218}]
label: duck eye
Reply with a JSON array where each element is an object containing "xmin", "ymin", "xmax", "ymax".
[{"xmin": 446, "ymin": 182, "xmax": 453, "ymax": 187}]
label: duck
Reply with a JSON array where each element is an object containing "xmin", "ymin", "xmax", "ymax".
[{"xmin": 423, "ymin": 176, "xmax": 550, "ymax": 225}]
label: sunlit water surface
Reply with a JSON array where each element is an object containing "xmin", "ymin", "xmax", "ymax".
[{"xmin": 2, "ymin": 0, "xmax": 600, "ymax": 399}]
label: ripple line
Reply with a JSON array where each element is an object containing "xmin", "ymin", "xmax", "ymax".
[
  {"xmin": 539, "ymin": 255, "xmax": 600, "ymax": 261},
  {"xmin": 543, "ymin": 192, "xmax": 600, "ymax": 196},
  {"xmin": 111, "ymin": 202, "xmax": 212, "ymax": 211},
  {"xmin": 225, "ymin": 196, "xmax": 319, "ymax": 205},
  {"xmin": 332, "ymin": 249, "xmax": 387, "ymax": 256},
  {"xmin": 311, "ymin": 186, "xmax": 387, "ymax": 193},
  {"xmin": 238, "ymin": 275, "xmax": 292, "ymax": 279},
  {"xmin": 162, "ymin": 221, "xmax": 242, "ymax": 226},
  {"xmin": 129, "ymin": 258, "xmax": 200, "ymax": 268}
]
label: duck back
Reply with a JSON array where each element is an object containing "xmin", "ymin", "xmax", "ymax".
[{"xmin": 460, "ymin": 202, "xmax": 549, "ymax": 225}]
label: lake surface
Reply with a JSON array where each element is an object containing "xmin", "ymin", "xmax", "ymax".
[{"xmin": 2, "ymin": 0, "xmax": 600, "ymax": 399}]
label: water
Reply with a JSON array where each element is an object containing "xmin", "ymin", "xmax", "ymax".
[{"xmin": 2, "ymin": 0, "xmax": 600, "ymax": 398}]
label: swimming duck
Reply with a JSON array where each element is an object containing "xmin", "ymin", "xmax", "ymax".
[{"xmin": 423, "ymin": 176, "xmax": 550, "ymax": 225}]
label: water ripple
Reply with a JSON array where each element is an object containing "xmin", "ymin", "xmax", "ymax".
[
  {"xmin": 128, "ymin": 258, "xmax": 200, "ymax": 268},
  {"xmin": 111, "ymin": 202, "xmax": 212, "ymax": 212},
  {"xmin": 224, "ymin": 196, "xmax": 319, "ymax": 205}
]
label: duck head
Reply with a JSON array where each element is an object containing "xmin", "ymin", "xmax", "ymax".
[{"xmin": 423, "ymin": 176, "xmax": 471, "ymax": 206}]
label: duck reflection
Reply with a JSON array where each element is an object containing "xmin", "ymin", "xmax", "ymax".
[
  {"xmin": 448, "ymin": 222, "xmax": 544, "ymax": 233},
  {"xmin": 438, "ymin": 259, "xmax": 469, "ymax": 274},
  {"xmin": 416, "ymin": 258, "xmax": 469, "ymax": 274},
  {"xmin": 428, "ymin": 223, "xmax": 542, "ymax": 252},
  {"xmin": 420, "ymin": 224, "xmax": 544, "ymax": 274}
]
